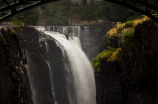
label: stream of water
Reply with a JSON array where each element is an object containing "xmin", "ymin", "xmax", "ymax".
[{"xmin": 26, "ymin": 27, "xmax": 96, "ymax": 104}]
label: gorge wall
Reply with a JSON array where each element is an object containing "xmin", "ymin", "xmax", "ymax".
[
  {"xmin": 1, "ymin": 19, "xmax": 157, "ymax": 104},
  {"xmin": 95, "ymin": 20, "xmax": 158, "ymax": 104},
  {"xmin": 0, "ymin": 27, "xmax": 32, "ymax": 104},
  {"xmin": 0, "ymin": 23, "xmax": 112, "ymax": 104},
  {"xmin": 23, "ymin": 27, "xmax": 70, "ymax": 104}
]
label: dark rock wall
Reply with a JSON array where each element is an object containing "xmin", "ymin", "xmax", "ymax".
[
  {"xmin": 95, "ymin": 59, "xmax": 123, "ymax": 104},
  {"xmin": 23, "ymin": 27, "xmax": 71, "ymax": 104},
  {"xmin": 23, "ymin": 27, "xmax": 53, "ymax": 104},
  {"xmin": 121, "ymin": 20, "xmax": 158, "ymax": 104},
  {"xmin": 0, "ymin": 28, "xmax": 32, "ymax": 104},
  {"xmin": 95, "ymin": 20, "xmax": 158, "ymax": 104}
]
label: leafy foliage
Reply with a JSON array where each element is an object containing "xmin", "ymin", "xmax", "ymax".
[
  {"xmin": 45, "ymin": 0, "xmax": 72, "ymax": 25},
  {"xmin": 11, "ymin": 21, "xmax": 24, "ymax": 26},
  {"xmin": 106, "ymin": 22, "xmax": 125, "ymax": 38},
  {"xmin": 121, "ymin": 28, "xmax": 135, "ymax": 49},
  {"xmin": 133, "ymin": 15, "xmax": 149, "ymax": 27},
  {"xmin": 93, "ymin": 46, "xmax": 122, "ymax": 71},
  {"xmin": 74, "ymin": 4, "xmax": 106, "ymax": 21},
  {"xmin": 73, "ymin": 1, "xmax": 140, "ymax": 22},
  {"xmin": 45, "ymin": 1, "xmax": 141, "ymax": 25},
  {"xmin": 107, "ymin": 16, "xmax": 149, "ymax": 49},
  {"xmin": 10, "ymin": 8, "xmax": 39, "ymax": 25},
  {"xmin": 124, "ymin": 21, "xmax": 134, "ymax": 28},
  {"xmin": 108, "ymin": 48, "xmax": 122, "ymax": 61}
]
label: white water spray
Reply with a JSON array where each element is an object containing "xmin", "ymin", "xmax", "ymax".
[{"xmin": 44, "ymin": 31, "xmax": 96, "ymax": 104}]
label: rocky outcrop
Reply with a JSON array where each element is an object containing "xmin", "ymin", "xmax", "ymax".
[
  {"xmin": 95, "ymin": 20, "xmax": 158, "ymax": 104},
  {"xmin": 0, "ymin": 28, "xmax": 32, "ymax": 104}
]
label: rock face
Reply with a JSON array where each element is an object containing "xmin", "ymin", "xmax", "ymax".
[
  {"xmin": 95, "ymin": 60, "xmax": 123, "ymax": 104},
  {"xmin": 22, "ymin": 27, "xmax": 71, "ymax": 104},
  {"xmin": 95, "ymin": 20, "xmax": 158, "ymax": 104},
  {"xmin": 0, "ymin": 28, "xmax": 32, "ymax": 104},
  {"xmin": 22, "ymin": 27, "xmax": 53, "ymax": 104}
]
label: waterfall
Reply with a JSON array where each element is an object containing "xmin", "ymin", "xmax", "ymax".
[
  {"xmin": 44, "ymin": 31, "xmax": 96, "ymax": 104},
  {"xmin": 35, "ymin": 26, "xmax": 90, "ymax": 57},
  {"xmin": 26, "ymin": 52, "xmax": 37, "ymax": 104},
  {"xmin": 26, "ymin": 27, "xmax": 96, "ymax": 104}
]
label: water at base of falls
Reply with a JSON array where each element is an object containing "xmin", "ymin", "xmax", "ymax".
[{"xmin": 26, "ymin": 28, "xmax": 96, "ymax": 104}]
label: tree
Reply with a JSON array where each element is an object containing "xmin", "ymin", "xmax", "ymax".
[{"xmin": 11, "ymin": 8, "xmax": 39, "ymax": 25}]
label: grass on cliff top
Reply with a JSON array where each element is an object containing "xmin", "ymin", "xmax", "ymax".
[
  {"xmin": 93, "ymin": 46, "xmax": 122, "ymax": 71},
  {"xmin": 93, "ymin": 16, "xmax": 149, "ymax": 72},
  {"xmin": 106, "ymin": 15, "xmax": 149, "ymax": 49},
  {"xmin": 106, "ymin": 15, "xmax": 150, "ymax": 39}
]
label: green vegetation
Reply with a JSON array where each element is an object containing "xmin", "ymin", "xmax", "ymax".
[
  {"xmin": 11, "ymin": 21, "xmax": 24, "ymax": 26},
  {"xmin": 0, "ymin": 0, "xmax": 38, "ymax": 25},
  {"xmin": 10, "ymin": 26, "xmax": 23, "ymax": 36},
  {"xmin": 11, "ymin": 8, "xmax": 39, "ymax": 25},
  {"xmin": 45, "ymin": 0, "xmax": 141, "ymax": 25},
  {"xmin": 124, "ymin": 21, "xmax": 134, "ymax": 28},
  {"xmin": 73, "ymin": 4, "xmax": 107, "ymax": 21},
  {"xmin": 0, "ymin": 0, "xmax": 141, "ymax": 25},
  {"xmin": 73, "ymin": 1, "xmax": 140, "ymax": 22},
  {"xmin": 45, "ymin": 0, "xmax": 72, "ymax": 25},
  {"xmin": 93, "ymin": 16, "xmax": 150, "ymax": 71},
  {"xmin": 106, "ymin": 16, "xmax": 149, "ymax": 43},
  {"xmin": 2, "ymin": 8, "xmax": 39, "ymax": 25},
  {"xmin": 121, "ymin": 28, "xmax": 135, "ymax": 49},
  {"xmin": 93, "ymin": 46, "xmax": 122, "ymax": 71},
  {"xmin": 0, "ymin": 0, "xmax": 142, "ymax": 25}
]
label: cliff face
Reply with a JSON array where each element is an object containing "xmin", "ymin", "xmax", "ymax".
[
  {"xmin": 0, "ymin": 28, "xmax": 32, "ymax": 104},
  {"xmin": 121, "ymin": 20, "xmax": 158, "ymax": 104},
  {"xmin": 95, "ymin": 20, "xmax": 158, "ymax": 104},
  {"xmin": 22, "ymin": 27, "xmax": 53, "ymax": 104},
  {"xmin": 22, "ymin": 27, "xmax": 71, "ymax": 104}
]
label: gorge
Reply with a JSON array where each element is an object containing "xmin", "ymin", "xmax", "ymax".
[
  {"xmin": 26, "ymin": 26, "xmax": 96, "ymax": 104},
  {"xmin": 0, "ymin": 17, "xmax": 158, "ymax": 104}
]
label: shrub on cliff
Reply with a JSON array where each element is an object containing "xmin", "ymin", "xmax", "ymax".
[
  {"xmin": 124, "ymin": 21, "xmax": 134, "ymax": 28},
  {"xmin": 93, "ymin": 46, "xmax": 122, "ymax": 71},
  {"xmin": 93, "ymin": 16, "xmax": 150, "ymax": 71},
  {"xmin": 106, "ymin": 16, "xmax": 149, "ymax": 49},
  {"xmin": 106, "ymin": 22, "xmax": 125, "ymax": 39},
  {"xmin": 121, "ymin": 28, "xmax": 135, "ymax": 49}
]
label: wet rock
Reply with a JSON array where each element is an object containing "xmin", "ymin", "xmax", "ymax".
[{"xmin": 0, "ymin": 27, "xmax": 32, "ymax": 104}]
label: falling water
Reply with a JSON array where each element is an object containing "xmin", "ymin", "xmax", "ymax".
[
  {"xmin": 26, "ymin": 51, "xmax": 37, "ymax": 104},
  {"xmin": 45, "ymin": 42, "xmax": 57, "ymax": 104},
  {"xmin": 35, "ymin": 26, "xmax": 90, "ymax": 57},
  {"xmin": 27, "ymin": 26, "xmax": 96, "ymax": 104},
  {"xmin": 43, "ymin": 31, "xmax": 96, "ymax": 104}
]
